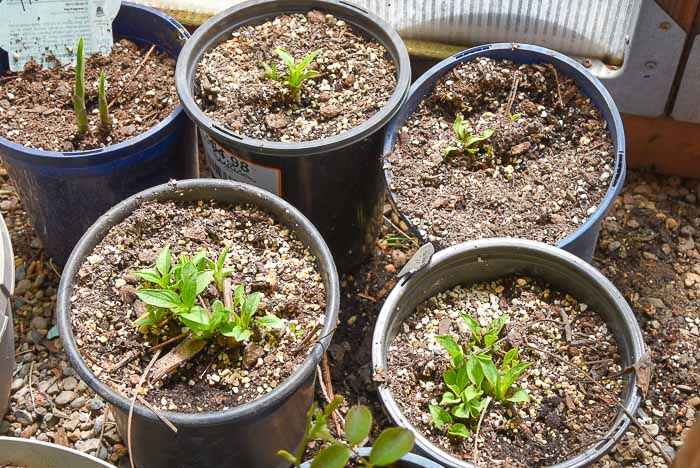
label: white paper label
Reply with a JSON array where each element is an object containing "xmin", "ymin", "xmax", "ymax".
[
  {"xmin": 0, "ymin": 0, "xmax": 121, "ymax": 71},
  {"xmin": 201, "ymin": 133, "xmax": 282, "ymax": 197}
]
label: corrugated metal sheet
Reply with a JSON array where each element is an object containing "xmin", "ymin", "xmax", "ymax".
[
  {"xmin": 133, "ymin": 0, "xmax": 641, "ymax": 62},
  {"xmin": 353, "ymin": 0, "xmax": 641, "ymax": 63}
]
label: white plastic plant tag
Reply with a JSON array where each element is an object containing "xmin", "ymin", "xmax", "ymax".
[{"xmin": 0, "ymin": 0, "xmax": 121, "ymax": 71}]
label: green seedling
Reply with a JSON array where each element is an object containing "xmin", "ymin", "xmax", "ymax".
[
  {"xmin": 381, "ymin": 235, "xmax": 412, "ymax": 250},
  {"xmin": 263, "ymin": 48, "xmax": 321, "ymax": 101},
  {"xmin": 73, "ymin": 38, "xmax": 88, "ymax": 135},
  {"xmin": 278, "ymin": 395, "xmax": 415, "ymax": 468},
  {"xmin": 73, "ymin": 37, "xmax": 112, "ymax": 136},
  {"xmin": 204, "ymin": 244, "xmax": 235, "ymax": 292},
  {"xmin": 98, "ymin": 71, "xmax": 112, "ymax": 132},
  {"xmin": 444, "ymin": 113, "xmax": 494, "ymax": 159},
  {"xmin": 132, "ymin": 244, "xmax": 284, "ymax": 341},
  {"xmin": 430, "ymin": 313, "xmax": 531, "ymax": 438},
  {"xmin": 510, "ymin": 112, "xmax": 523, "ymax": 122}
]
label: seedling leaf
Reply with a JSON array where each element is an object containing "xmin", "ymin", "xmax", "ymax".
[
  {"xmin": 257, "ymin": 314, "xmax": 285, "ymax": 330},
  {"xmin": 507, "ymin": 388, "xmax": 530, "ymax": 403},
  {"xmin": 156, "ymin": 244, "xmax": 172, "ymax": 276},
  {"xmin": 136, "ymin": 289, "xmax": 181, "ymax": 310},
  {"xmin": 430, "ymin": 404, "xmax": 452, "ymax": 429},
  {"xmin": 448, "ymin": 423, "xmax": 470, "ymax": 439},
  {"xmin": 311, "ymin": 444, "xmax": 351, "ymax": 468},
  {"xmin": 370, "ymin": 428, "xmax": 414, "ymax": 466},
  {"xmin": 345, "ymin": 405, "xmax": 372, "ymax": 445}
]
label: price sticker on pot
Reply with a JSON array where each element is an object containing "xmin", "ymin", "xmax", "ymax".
[
  {"xmin": 202, "ymin": 133, "xmax": 283, "ymax": 197},
  {"xmin": 0, "ymin": 0, "xmax": 121, "ymax": 71}
]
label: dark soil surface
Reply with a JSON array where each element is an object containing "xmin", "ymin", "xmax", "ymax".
[
  {"xmin": 69, "ymin": 199, "xmax": 326, "ymax": 413},
  {"xmin": 0, "ymin": 39, "xmax": 178, "ymax": 152},
  {"xmin": 387, "ymin": 57, "xmax": 614, "ymax": 248},
  {"xmin": 384, "ymin": 276, "xmax": 623, "ymax": 467},
  {"xmin": 195, "ymin": 11, "xmax": 396, "ymax": 142}
]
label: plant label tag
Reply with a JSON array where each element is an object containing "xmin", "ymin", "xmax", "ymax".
[
  {"xmin": 0, "ymin": 0, "xmax": 121, "ymax": 71},
  {"xmin": 201, "ymin": 133, "xmax": 283, "ymax": 197}
]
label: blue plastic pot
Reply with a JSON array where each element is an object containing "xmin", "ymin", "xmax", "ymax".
[
  {"xmin": 383, "ymin": 43, "xmax": 626, "ymax": 262},
  {"xmin": 0, "ymin": 2, "xmax": 197, "ymax": 265}
]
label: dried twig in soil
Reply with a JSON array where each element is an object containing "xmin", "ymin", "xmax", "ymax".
[
  {"xmin": 149, "ymin": 332, "xmax": 188, "ymax": 352},
  {"xmin": 199, "ymin": 353, "xmax": 217, "ymax": 380},
  {"xmin": 548, "ymin": 64, "xmax": 564, "ymax": 108},
  {"xmin": 556, "ymin": 307, "xmax": 573, "ymax": 342},
  {"xmin": 356, "ymin": 292, "xmax": 377, "ymax": 303},
  {"xmin": 97, "ymin": 405, "xmax": 110, "ymax": 453},
  {"xmin": 128, "ymin": 349, "xmax": 161, "ymax": 468},
  {"xmin": 382, "ymin": 216, "xmax": 419, "ymax": 246},
  {"xmin": 48, "ymin": 259, "xmax": 62, "ymax": 279},
  {"xmin": 525, "ymin": 343, "xmax": 673, "ymax": 465},
  {"xmin": 472, "ymin": 396, "xmax": 492, "ymax": 468},
  {"xmin": 108, "ymin": 44, "xmax": 156, "ymax": 110},
  {"xmin": 27, "ymin": 360, "xmax": 35, "ymax": 411},
  {"xmin": 322, "ymin": 353, "xmax": 344, "ymax": 434},
  {"xmin": 293, "ymin": 323, "xmax": 321, "ymax": 356},
  {"xmin": 108, "ymin": 350, "xmax": 139, "ymax": 372},
  {"xmin": 505, "ymin": 72, "xmax": 521, "ymax": 116},
  {"xmin": 137, "ymin": 395, "xmax": 178, "ymax": 433},
  {"xmin": 223, "ymin": 278, "xmax": 233, "ymax": 310},
  {"xmin": 150, "ymin": 337, "xmax": 206, "ymax": 382}
]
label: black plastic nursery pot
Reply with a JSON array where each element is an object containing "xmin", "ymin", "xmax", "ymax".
[
  {"xmin": 0, "ymin": 214, "xmax": 14, "ymax": 419},
  {"xmin": 176, "ymin": 0, "xmax": 412, "ymax": 271},
  {"xmin": 383, "ymin": 44, "xmax": 626, "ymax": 263},
  {"xmin": 0, "ymin": 436, "xmax": 113, "ymax": 468},
  {"xmin": 372, "ymin": 239, "xmax": 645, "ymax": 468},
  {"xmin": 301, "ymin": 447, "xmax": 445, "ymax": 467},
  {"xmin": 0, "ymin": 2, "xmax": 197, "ymax": 265},
  {"xmin": 56, "ymin": 179, "xmax": 340, "ymax": 468}
]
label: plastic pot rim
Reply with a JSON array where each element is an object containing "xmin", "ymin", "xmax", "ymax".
[
  {"xmin": 0, "ymin": 213, "xmax": 14, "ymax": 340},
  {"xmin": 56, "ymin": 179, "xmax": 340, "ymax": 427},
  {"xmin": 383, "ymin": 43, "xmax": 626, "ymax": 252},
  {"xmin": 300, "ymin": 447, "xmax": 445, "ymax": 467},
  {"xmin": 175, "ymin": 0, "xmax": 411, "ymax": 157},
  {"xmin": 372, "ymin": 238, "xmax": 645, "ymax": 468},
  {"xmin": 0, "ymin": 2, "xmax": 189, "ymax": 163},
  {"xmin": 0, "ymin": 436, "xmax": 114, "ymax": 468}
]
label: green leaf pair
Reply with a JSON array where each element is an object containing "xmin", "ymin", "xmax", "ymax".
[
  {"xmin": 443, "ymin": 113, "xmax": 495, "ymax": 159},
  {"xmin": 263, "ymin": 48, "xmax": 321, "ymax": 102},
  {"xmin": 278, "ymin": 396, "xmax": 415, "ymax": 468}
]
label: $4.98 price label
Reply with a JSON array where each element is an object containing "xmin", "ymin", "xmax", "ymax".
[{"xmin": 201, "ymin": 133, "xmax": 283, "ymax": 197}]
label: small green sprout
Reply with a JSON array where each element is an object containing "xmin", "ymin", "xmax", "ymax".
[
  {"xmin": 73, "ymin": 37, "xmax": 113, "ymax": 136},
  {"xmin": 205, "ymin": 244, "xmax": 235, "ymax": 292},
  {"xmin": 381, "ymin": 235, "xmax": 412, "ymax": 250},
  {"xmin": 73, "ymin": 38, "xmax": 88, "ymax": 135},
  {"xmin": 510, "ymin": 112, "xmax": 523, "ymax": 122},
  {"xmin": 444, "ymin": 114, "xmax": 494, "ymax": 159},
  {"xmin": 132, "ymin": 244, "xmax": 284, "ymax": 342},
  {"xmin": 278, "ymin": 396, "xmax": 415, "ymax": 468},
  {"xmin": 263, "ymin": 48, "xmax": 321, "ymax": 101},
  {"xmin": 430, "ymin": 313, "xmax": 531, "ymax": 438},
  {"xmin": 98, "ymin": 71, "xmax": 112, "ymax": 132}
]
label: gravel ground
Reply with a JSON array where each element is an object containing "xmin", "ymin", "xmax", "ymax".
[{"xmin": 0, "ymin": 165, "xmax": 697, "ymax": 468}]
